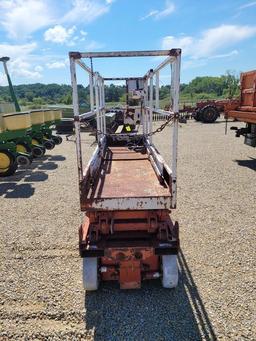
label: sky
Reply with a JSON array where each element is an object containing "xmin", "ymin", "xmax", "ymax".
[{"xmin": 0, "ymin": 0, "xmax": 256, "ymax": 86}]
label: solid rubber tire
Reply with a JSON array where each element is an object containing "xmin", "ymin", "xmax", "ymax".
[
  {"xmin": 162, "ymin": 255, "xmax": 178, "ymax": 288},
  {"xmin": 82, "ymin": 257, "xmax": 99, "ymax": 291},
  {"xmin": 43, "ymin": 140, "xmax": 55, "ymax": 150}
]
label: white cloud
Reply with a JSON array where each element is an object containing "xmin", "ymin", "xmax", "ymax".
[
  {"xmin": 140, "ymin": 10, "xmax": 159, "ymax": 21},
  {"xmin": 162, "ymin": 36, "xmax": 193, "ymax": 56},
  {"xmin": 239, "ymin": 1, "xmax": 256, "ymax": 9},
  {"xmin": 0, "ymin": 1, "xmax": 113, "ymax": 40},
  {"xmin": 10, "ymin": 58, "xmax": 42, "ymax": 79},
  {"xmin": 83, "ymin": 40, "xmax": 105, "ymax": 50},
  {"xmin": 46, "ymin": 61, "xmax": 67, "ymax": 69},
  {"xmin": 208, "ymin": 50, "xmax": 239, "ymax": 59},
  {"xmin": 34, "ymin": 65, "xmax": 44, "ymax": 72},
  {"xmin": 140, "ymin": 1, "xmax": 175, "ymax": 20},
  {"xmin": 43, "ymin": 23, "xmax": 103, "ymax": 48},
  {"xmin": 0, "ymin": 42, "xmax": 37, "ymax": 59},
  {"xmin": 0, "ymin": 0, "xmax": 53, "ymax": 39},
  {"xmin": 62, "ymin": 0, "xmax": 109, "ymax": 24},
  {"xmin": 80, "ymin": 30, "xmax": 87, "ymax": 36},
  {"xmin": 162, "ymin": 25, "xmax": 256, "ymax": 59},
  {"xmin": 44, "ymin": 25, "xmax": 76, "ymax": 44},
  {"xmin": 0, "ymin": 73, "xmax": 8, "ymax": 86},
  {"xmin": 0, "ymin": 42, "xmax": 43, "ymax": 81},
  {"xmin": 195, "ymin": 25, "xmax": 256, "ymax": 59}
]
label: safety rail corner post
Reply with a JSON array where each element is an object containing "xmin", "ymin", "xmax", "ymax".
[
  {"xmin": 149, "ymin": 70, "xmax": 154, "ymax": 142},
  {"xmin": 69, "ymin": 53, "xmax": 83, "ymax": 183},
  {"xmin": 171, "ymin": 50, "xmax": 181, "ymax": 208}
]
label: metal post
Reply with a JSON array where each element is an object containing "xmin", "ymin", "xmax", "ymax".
[
  {"xmin": 0, "ymin": 57, "xmax": 20, "ymax": 112},
  {"xmin": 171, "ymin": 54, "xmax": 181, "ymax": 208},
  {"xmin": 155, "ymin": 71, "xmax": 159, "ymax": 109},
  {"xmin": 101, "ymin": 79, "xmax": 104, "ymax": 133},
  {"xmin": 89, "ymin": 72, "xmax": 94, "ymax": 112},
  {"xmin": 144, "ymin": 79, "xmax": 149, "ymax": 134},
  {"xmin": 69, "ymin": 57, "xmax": 83, "ymax": 182},
  {"xmin": 95, "ymin": 74, "xmax": 101, "ymax": 141},
  {"xmin": 99, "ymin": 77, "xmax": 102, "ymax": 133},
  {"xmin": 149, "ymin": 72, "xmax": 154, "ymax": 143},
  {"xmin": 102, "ymin": 79, "xmax": 106, "ymax": 133}
]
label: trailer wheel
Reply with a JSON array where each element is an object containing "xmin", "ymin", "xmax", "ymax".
[
  {"xmin": 0, "ymin": 150, "xmax": 18, "ymax": 177},
  {"xmin": 82, "ymin": 257, "xmax": 99, "ymax": 291},
  {"xmin": 16, "ymin": 154, "xmax": 32, "ymax": 167},
  {"xmin": 201, "ymin": 105, "xmax": 219, "ymax": 123},
  {"xmin": 32, "ymin": 146, "xmax": 45, "ymax": 158},
  {"xmin": 43, "ymin": 140, "xmax": 55, "ymax": 150},
  {"xmin": 161, "ymin": 255, "xmax": 178, "ymax": 288},
  {"xmin": 52, "ymin": 135, "xmax": 63, "ymax": 145}
]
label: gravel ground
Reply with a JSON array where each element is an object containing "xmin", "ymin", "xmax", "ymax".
[{"xmin": 0, "ymin": 119, "xmax": 255, "ymax": 340}]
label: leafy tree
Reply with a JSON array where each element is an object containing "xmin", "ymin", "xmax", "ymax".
[
  {"xmin": 222, "ymin": 71, "xmax": 239, "ymax": 99},
  {"xmin": 0, "ymin": 73, "xmax": 241, "ymax": 107}
]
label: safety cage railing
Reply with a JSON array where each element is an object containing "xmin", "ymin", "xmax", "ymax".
[{"xmin": 69, "ymin": 49, "xmax": 181, "ymax": 208}]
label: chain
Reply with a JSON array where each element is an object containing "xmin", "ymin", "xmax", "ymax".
[
  {"xmin": 69, "ymin": 114, "xmax": 175, "ymax": 143},
  {"xmin": 80, "ymin": 113, "xmax": 174, "ymax": 137},
  {"xmin": 146, "ymin": 114, "xmax": 174, "ymax": 137}
]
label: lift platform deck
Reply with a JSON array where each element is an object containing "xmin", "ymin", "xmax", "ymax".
[{"xmin": 81, "ymin": 145, "xmax": 172, "ymax": 211}]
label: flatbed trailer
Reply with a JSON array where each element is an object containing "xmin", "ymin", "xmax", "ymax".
[
  {"xmin": 69, "ymin": 49, "xmax": 181, "ymax": 290},
  {"xmin": 227, "ymin": 70, "xmax": 256, "ymax": 147}
]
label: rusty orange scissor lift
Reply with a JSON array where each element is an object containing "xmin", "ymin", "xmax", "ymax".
[{"xmin": 69, "ymin": 49, "xmax": 181, "ymax": 290}]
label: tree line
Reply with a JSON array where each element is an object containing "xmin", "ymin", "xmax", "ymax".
[{"xmin": 0, "ymin": 72, "xmax": 239, "ymax": 107}]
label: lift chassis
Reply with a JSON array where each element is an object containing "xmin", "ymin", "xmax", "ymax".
[{"xmin": 69, "ymin": 49, "xmax": 181, "ymax": 290}]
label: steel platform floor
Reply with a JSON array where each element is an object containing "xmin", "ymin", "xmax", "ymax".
[{"xmin": 81, "ymin": 147, "xmax": 171, "ymax": 210}]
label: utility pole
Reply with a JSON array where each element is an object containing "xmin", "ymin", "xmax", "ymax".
[{"xmin": 0, "ymin": 56, "xmax": 21, "ymax": 112}]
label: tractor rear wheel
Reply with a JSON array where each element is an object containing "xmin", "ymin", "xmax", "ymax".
[{"xmin": 201, "ymin": 105, "xmax": 219, "ymax": 123}]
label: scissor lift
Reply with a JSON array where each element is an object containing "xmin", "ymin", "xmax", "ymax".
[{"xmin": 69, "ymin": 49, "xmax": 181, "ymax": 290}]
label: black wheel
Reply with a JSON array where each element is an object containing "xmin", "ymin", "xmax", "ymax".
[
  {"xmin": 16, "ymin": 154, "xmax": 32, "ymax": 167},
  {"xmin": 0, "ymin": 149, "xmax": 18, "ymax": 177},
  {"xmin": 43, "ymin": 140, "xmax": 55, "ymax": 150},
  {"xmin": 32, "ymin": 146, "xmax": 45, "ymax": 158},
  {"xmin": 52, "ymin": 135, "xmax": 62, "ymax": 145},
  {"xmin": 201, "ymin": 105, "xmax": 219, "ymax": 123},
  {"xmin": 193, "ymin": 109, "xmax": 202, "ymax": 121}
]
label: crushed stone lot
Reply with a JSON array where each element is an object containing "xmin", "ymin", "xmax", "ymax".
[{"xmin": 0, "ymin": 119, "xmax": 255, "ymax": 340}]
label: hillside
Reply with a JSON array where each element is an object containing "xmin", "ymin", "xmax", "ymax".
[{"xmin": 0, "ymin": 73, "xmax": 239, "ymax": 109}]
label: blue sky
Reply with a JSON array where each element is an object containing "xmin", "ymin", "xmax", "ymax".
[{"xmin": 0, "ymin": 0, "xmax": 256, "ymax": 86}]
